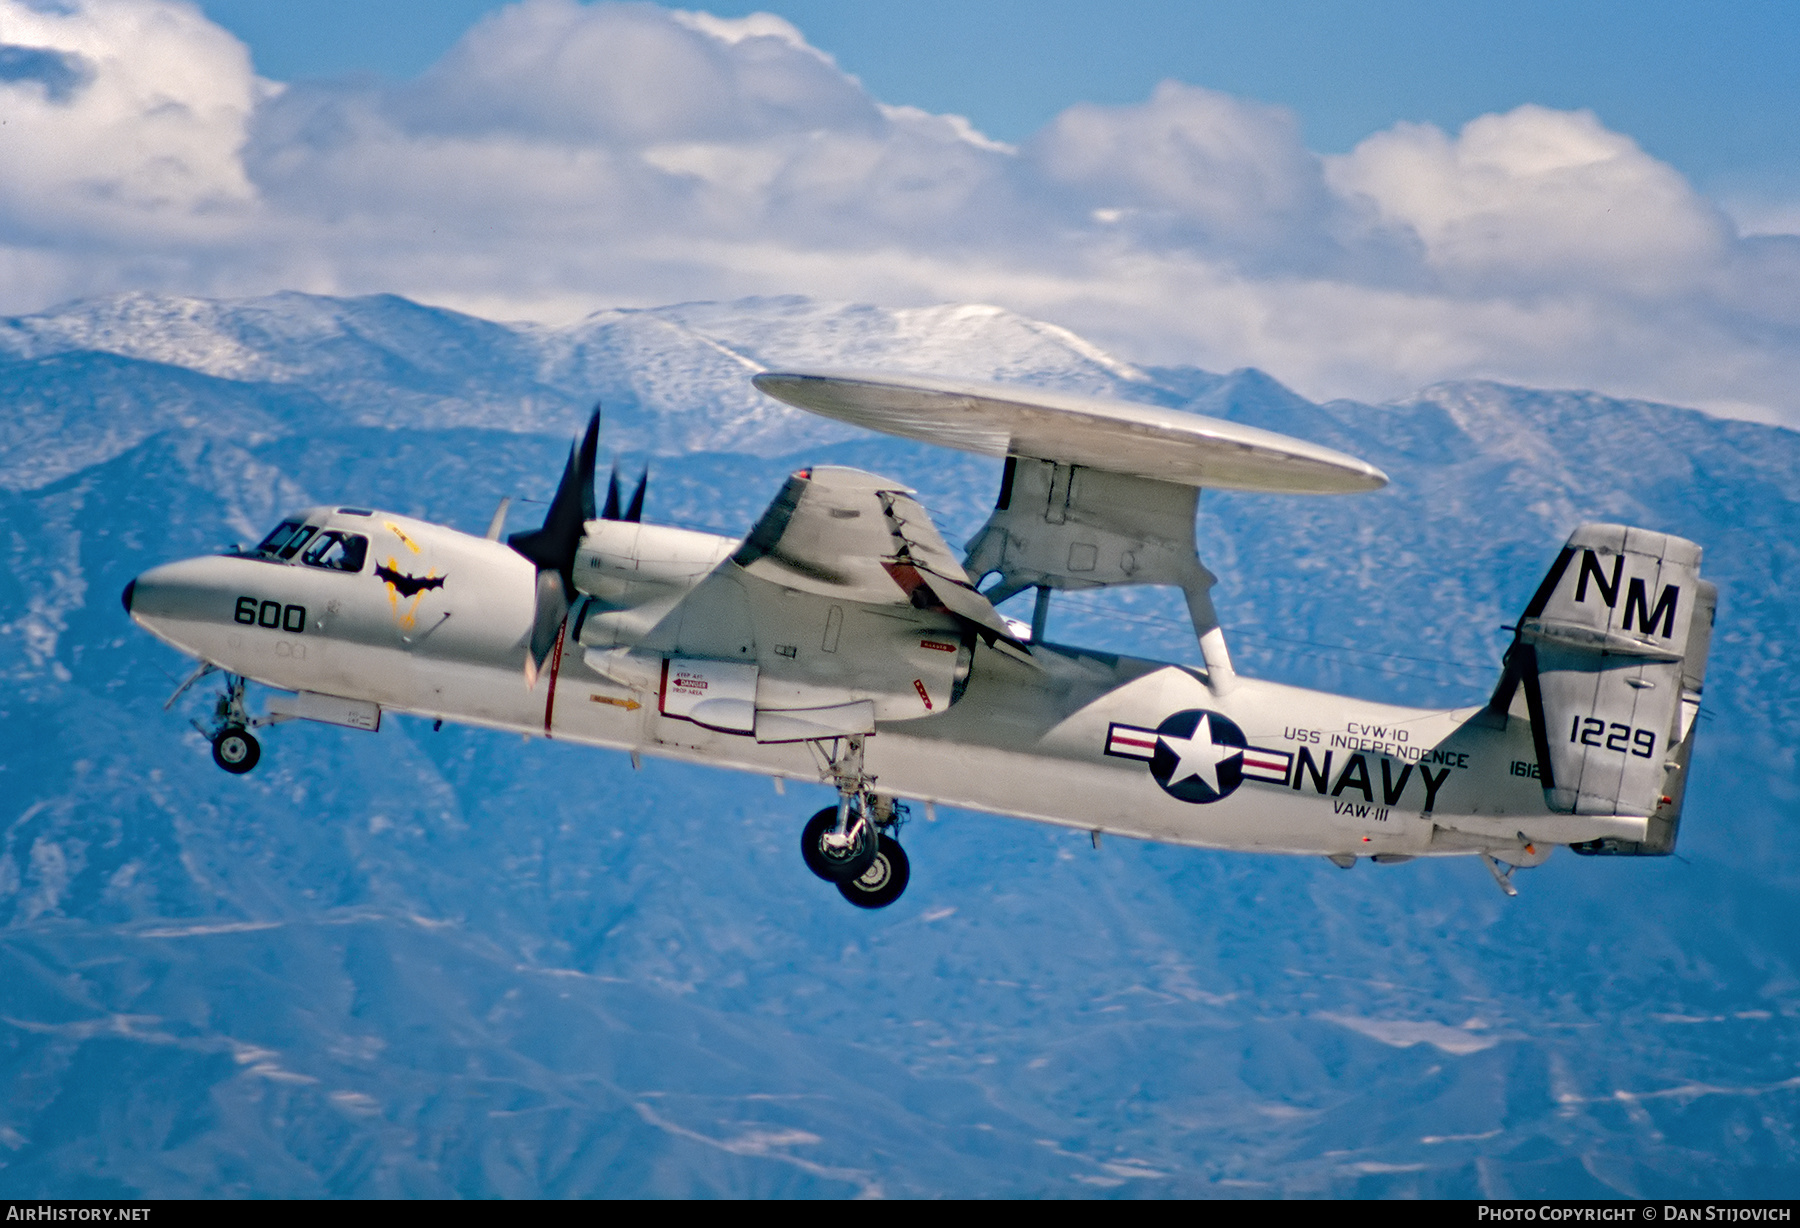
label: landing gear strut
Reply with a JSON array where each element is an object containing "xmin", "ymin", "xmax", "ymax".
[
  {"xmin": 800, "ymin": 736, "xmax": 912, "ymax": 908},
  {"xmin": 801, "ymin": 804, "xmax": 876, "ymax": 882},
  {"xmin": 198, "ymin": 674, "xmax": 261, "ymax": 775}
]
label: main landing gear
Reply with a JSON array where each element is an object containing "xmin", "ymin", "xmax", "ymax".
[
  {"xmin": 799, "ymin": 736, "xmax": 912, "ymax": 909},
  {"xmin": 801, "ymin": 803, "xmax": 911, "ymax": 908}
]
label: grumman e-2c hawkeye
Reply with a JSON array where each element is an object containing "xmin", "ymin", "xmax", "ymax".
[{"xmin": 123, "ymin": 372, "xmax": 1714, "ymax": 907}]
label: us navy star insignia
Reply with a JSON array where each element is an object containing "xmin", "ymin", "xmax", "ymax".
[
  {"xmin": 1156, "ymin": 714, "xmax": 1241, "ymax": 794},
  {"xmin": 1105, "ymin": 709, "xmax": 1293, "ymax": 803}
]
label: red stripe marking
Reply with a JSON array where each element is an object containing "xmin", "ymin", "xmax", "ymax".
[
  {"xmin": 914, "ymin": 678, "xmax": 933, "ymax": 710},
  {"xmin": 542, "ymin": 616, "xmax": 568, "ymax": 736},
  {"xmin": 883, "ymin": 561, "xmax": 948, "ymax": 613}
]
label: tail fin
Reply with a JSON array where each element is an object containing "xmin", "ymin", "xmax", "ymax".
[{"xmin": 1490, "ymin": 525, "xmax": 1713, "ymax": 850}]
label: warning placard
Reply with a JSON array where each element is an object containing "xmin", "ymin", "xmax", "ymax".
[{"xmin": 660, "ymin": 658, "xmax": 759, "ymax": 733}]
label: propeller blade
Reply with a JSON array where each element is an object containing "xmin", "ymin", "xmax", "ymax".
[
  {"xmin": 508, "ymin": 407, "xmax": 600, "ymax": 584},
  {"xmin": 601, "ymin": 467, "xmax": 621, "ymax": 520},
  {"xmin": 624, "ymin": 468, "xmax": 647, "ymax": 523},
  {"xmin": 509, "ymin": 405, "xmax": 599, "ymax": 678},
  {"xmin": 522, "ymin": 571, "xmax": 570, "ymax": 687}
]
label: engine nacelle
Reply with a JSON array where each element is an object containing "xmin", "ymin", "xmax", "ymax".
[{"xmin": 575, "ymin": 520, "xmax": 736, "ymax": 647}]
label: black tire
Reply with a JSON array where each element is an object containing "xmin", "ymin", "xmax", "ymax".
[
  {"xmin": 211, "ymin": 726, "xmax": 260, "ymax": 774},
  {"xmin": 801, "ymin": 805, "xmax": 876, "ymax": 883},
  {"xmin": 837, "ymin": 834, "xmax": 910, "ymax": 909}
]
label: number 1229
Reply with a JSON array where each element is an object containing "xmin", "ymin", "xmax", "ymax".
[{"xmin": 1571, "ymin": 715, "xmax": 1655, "ymax": 758}]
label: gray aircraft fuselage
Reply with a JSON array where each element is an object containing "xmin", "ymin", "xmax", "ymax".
[{"xmin": 125, "ymin": 503, "xmax": 1657, "ymax": 869}]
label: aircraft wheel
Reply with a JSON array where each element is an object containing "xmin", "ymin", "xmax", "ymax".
[
  {"xmin": 837, "ymin": 835, "xmax": 910, "ymax": 910},
  {"xmin": 211, "ymin": 726, "xmax": 260, "ymax": 774},
  {"xmin": 801, "ymin": 806, "xmax": 876, "ymax": 883}
]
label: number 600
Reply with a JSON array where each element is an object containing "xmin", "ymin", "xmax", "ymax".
[{"xmin": 235, "ymin": 595, "xmax": 306, "ymax": 633}]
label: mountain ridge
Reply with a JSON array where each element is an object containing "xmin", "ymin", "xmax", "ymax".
[{"xmin": 0, "ymin": 290, "xmax": 1794, "ymax": 1197}]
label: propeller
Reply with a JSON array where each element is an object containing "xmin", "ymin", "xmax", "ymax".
[
  {"xmin": 599, "ymin": 466, "xmax": 648, "ymax": 523},
  {"xmin": 508, "ymin": 407, "xmax": 600, "ymax": 684},
  {"xmin": 625, "ymin": 468, "xmax": 647, "ymax": 522},
  {"xmin": 600, "ymin": 470, "xmax": 621, "ymax": 521}
]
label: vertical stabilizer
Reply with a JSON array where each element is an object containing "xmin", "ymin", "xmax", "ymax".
[{"xmin": 1504, "ymin": 524, "xmax": 1707, "ymax": 824}]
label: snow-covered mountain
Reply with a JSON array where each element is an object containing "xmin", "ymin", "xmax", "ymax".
[
  {"xmin": 0, "ymin": 291, "xmax": 1185, "ymax": 474},
  {"xmin": 0, "ymin": 291, "xmax": 1795, "ymax": 1197}
]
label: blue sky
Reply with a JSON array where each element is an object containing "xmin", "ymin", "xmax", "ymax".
[
  {"xmin": 196, "ymin": 0, "xmax": 1800, "ymax": 195},
  {"xmin": 3, "ymin": 0, "xmax": 1798, "ymax": 423}
]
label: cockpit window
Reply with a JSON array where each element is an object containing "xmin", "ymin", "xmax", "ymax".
[
  {"xmin": 300, "ymin": 531, "xmax": 369, "ymax": 573},
  {"xmin": 277, "ymin": 525, "xmax": 317, "ymax": 559},
  {"xmin": 253, "ymin": 520, "xmax": 305, "ymax": 558},
  {"xmin": 249, "ymin": 519, "xmax": 321, "ymax": 561}
]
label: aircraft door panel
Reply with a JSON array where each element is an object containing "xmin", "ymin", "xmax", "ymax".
[
  {"xmin": 729, "ymin": 568, "xmax": 965, "ymax": 720},
  {"xmin": 755, "ymin": 701, "xmax": 876, "ymax": 743},
  {"xmin": 752, "ymin": 603, "xmax": 962, "ymax": 721},
  {"xmin": 660, "ymin": 658, "xmax": 758, "ymax": 734},
  {"xmin": 656, "ymin": 571, "xmax": 756, "ymax": 661},
  {"xmin": 265, "ymin": 689, "xmax": 381, "ymax": 731}
]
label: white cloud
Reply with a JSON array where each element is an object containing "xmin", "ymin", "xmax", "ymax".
[
  {"xmin": 0, "ymin": 0, "xmax": 260, "ymax": 235},
  {"xmin": 1, "ymin": 0, "xmax": 1798, "ymax": 424},
  {"xmin": 398, "ymin": 0, "xmax": 873, "ymax": 145},
  {"xmin": 666, "ymin": 8, "xmax": 818, "ymax": 54},
  {"xmin": 1030, "ymin": 82, "xmax": 1337, "ymax": 263},
  {"xmin": 1326, "ymin": 106, "xmax": 1730, "ymax": 294}
]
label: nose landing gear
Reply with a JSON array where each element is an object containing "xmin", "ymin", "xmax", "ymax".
[
  {"xmin": 196, "ymin": 674, "xmax": 262, "ymax": 775},
  {"xmin": 211, "ymin": 724, "xmax": 260, "ymax": 774}
]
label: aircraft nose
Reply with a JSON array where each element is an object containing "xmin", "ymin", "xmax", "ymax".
[{"xmin": 127, "ymin": 557, "xmax": 233, "ymax": 625}]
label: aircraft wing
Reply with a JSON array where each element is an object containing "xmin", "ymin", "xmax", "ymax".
[{"xmin": 732, "ymin": 465, "xmax": 1026, "ymax": 648}]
